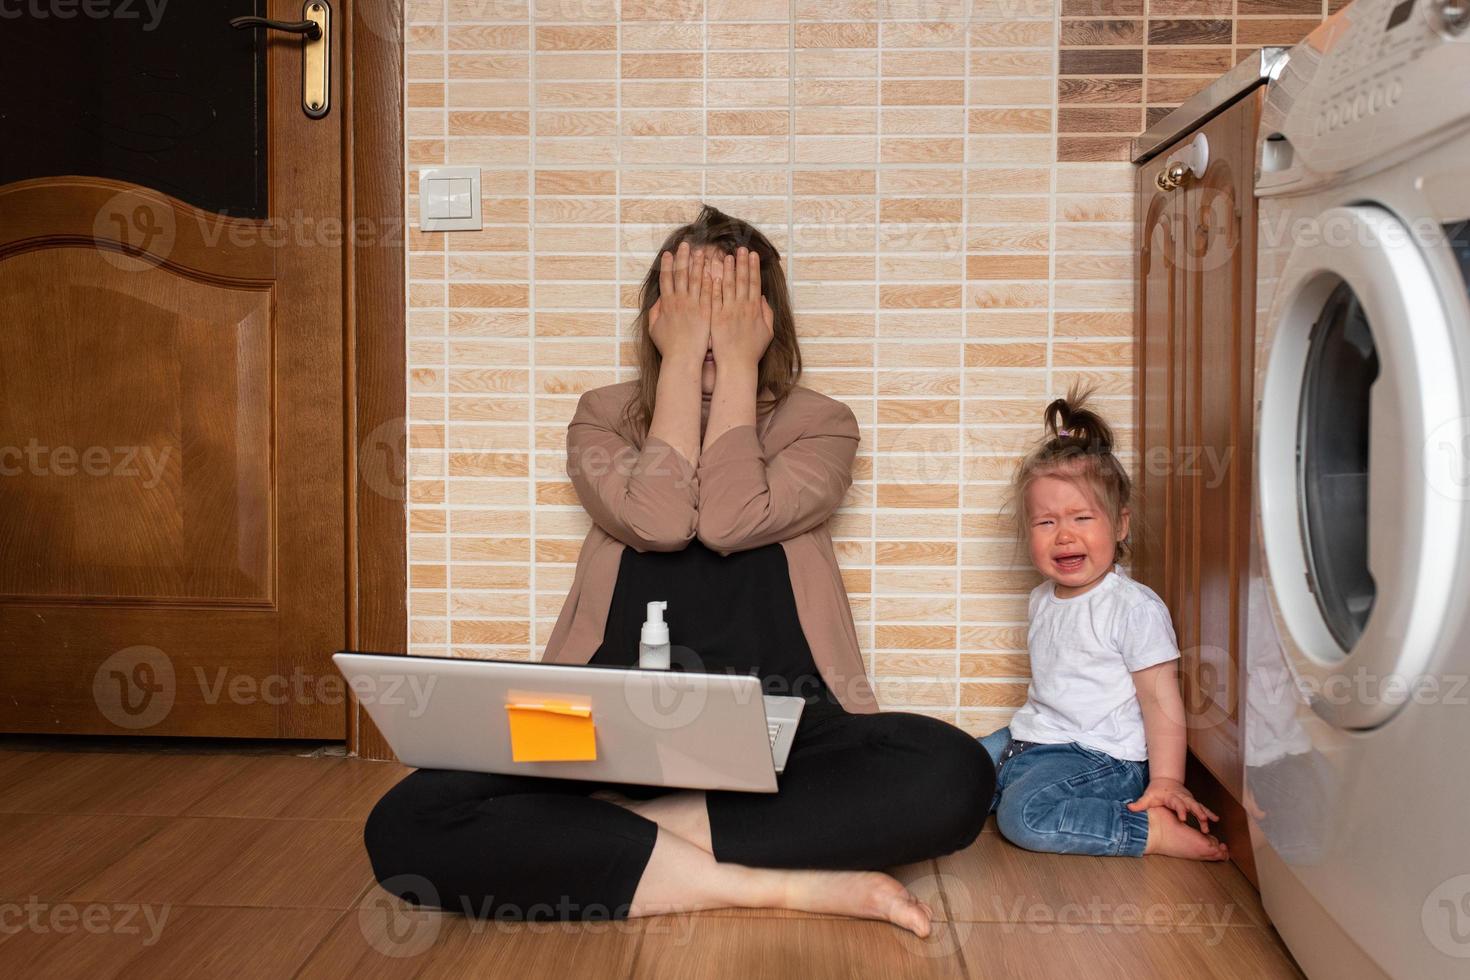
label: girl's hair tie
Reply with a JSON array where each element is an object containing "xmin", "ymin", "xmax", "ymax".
[{"xmin": 1058, "ymin": 428, "xmax": 1072, "ymax": 437}]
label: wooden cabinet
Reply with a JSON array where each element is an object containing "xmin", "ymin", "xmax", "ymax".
[{"xmin": 1134, "ymin": 94, "xmax": 1259, "ymax": 812}]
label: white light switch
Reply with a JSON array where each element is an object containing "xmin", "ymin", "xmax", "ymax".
[{"xmin": 418, "ymin": 166, "xmax": 482, "ymax": 231}]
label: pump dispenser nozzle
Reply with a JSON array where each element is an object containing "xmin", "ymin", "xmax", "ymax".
[
  {"xmin": 639, "ymin": 600, "xmax": 670, "ymax": 669},
  {"xmin": 641, "ymin": 600, "xmax": 668, "ymax": 644}
]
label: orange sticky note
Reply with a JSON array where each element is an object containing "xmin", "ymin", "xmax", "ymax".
[{"xmin": 505, "ymin": 700, "xmax": 596, "ymax": 762}]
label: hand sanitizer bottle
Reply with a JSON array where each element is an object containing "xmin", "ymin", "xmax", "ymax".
[{"xmin": 639, "ymin": 600, "xmax": 670, "ymax": 670}]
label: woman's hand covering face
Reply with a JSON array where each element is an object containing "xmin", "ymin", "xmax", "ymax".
[
  {"xmin": 710, "ymin": 246, "xmax": 774, "ymax": 371},
  {"xmin": 648, "ymin": 241, "xmax": 714, "ymax": 365}
]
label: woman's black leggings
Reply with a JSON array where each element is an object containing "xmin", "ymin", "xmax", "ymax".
[{"xmin": 363, "ymin": 704, "xmax": 995, "ymax": 921}]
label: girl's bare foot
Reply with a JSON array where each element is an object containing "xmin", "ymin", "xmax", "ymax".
[
  {"xmin": 779, "ymin": 869, "xmax": 934, "ymax": 937},
  {"xmin": 1144, "ymin": 806, "xmax": 1229, "ymax": 861}
]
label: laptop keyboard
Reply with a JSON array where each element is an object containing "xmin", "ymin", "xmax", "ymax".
[{"xmin": 767, "ymin": 722, "xmax": 780, "ymax": 748}]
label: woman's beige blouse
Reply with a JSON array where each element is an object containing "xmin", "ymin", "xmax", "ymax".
[{"xmin": 542, "ymin": 380, "xmax": 879, "ymax": 713}]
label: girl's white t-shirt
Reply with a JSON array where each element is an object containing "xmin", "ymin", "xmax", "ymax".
[{"xmin": 1007, "ymin": 566, "xmax": 1180, "ymax": 761}]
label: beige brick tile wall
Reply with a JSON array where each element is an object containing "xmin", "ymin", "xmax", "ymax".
[{"xmin": 404, "ymin": 0, "xmax": 1139, "ymax": 735}]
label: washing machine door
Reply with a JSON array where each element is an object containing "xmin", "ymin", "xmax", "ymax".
[{"xmin": 1257, "ymin": 204, "xmax": 1467, "ymax": 730}]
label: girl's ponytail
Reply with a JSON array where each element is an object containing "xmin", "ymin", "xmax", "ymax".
[{"xmin": 1042, "ymin": 390, "xmax": 1115, "ymax": 456}]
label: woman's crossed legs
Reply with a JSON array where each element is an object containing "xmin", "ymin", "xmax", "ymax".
[{"xmin": 364, "ymin": 708, "xmax": 993, "ymax": 936}]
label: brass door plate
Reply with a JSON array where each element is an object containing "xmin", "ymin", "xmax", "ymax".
[{"xmin": 303, "ymin": 1, "xmax": 330, "ymax": 119}]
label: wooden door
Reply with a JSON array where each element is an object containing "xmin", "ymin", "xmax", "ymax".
[
  {"xmin": 0, "ymin": 1, "xmax": 348, "ymax": 738},
  {"xmin": 1134, "ymin": 94, "xmax": 1259, "ymax": 798},
  {"xmin": 1135, "ymin": 141, "xmax": 1184, "ymax": 613},
  {"xmin": 1178, "ymin": 94, "xmax": 1258, "ymax": 796}
]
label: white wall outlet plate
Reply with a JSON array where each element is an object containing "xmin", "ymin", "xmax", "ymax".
[{"xmin": 418, "ymin": 166, "xmax": 482, "ymax": 232}]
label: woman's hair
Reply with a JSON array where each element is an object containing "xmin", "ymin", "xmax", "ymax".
[
  {"xmin": 622, "ymin": 204, "xmax": 802, "ymax": 442},
  {"xmin": 1008, "ymin": 383, "xmax": 1133, "ymax": 563}
]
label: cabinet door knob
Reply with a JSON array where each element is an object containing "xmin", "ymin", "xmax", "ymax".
[
  {"xmin": 1156, "ymin": 132, "xmax": 1210, "ymax": 192},
  {"xmin": 1156, "ymin": 162, "xmax": 1190, "ymax": 191}
]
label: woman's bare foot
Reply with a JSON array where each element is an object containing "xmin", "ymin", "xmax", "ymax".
[
  {"xmin": 629, "ymin": 829, "xmax": 932, "ymax": 936},
  {"xmin": 780, "ymin": 869, "xmax": 934, "ymax": 937},
  {"xmin": 1144, "ymin": 806, "xmax": 1229, "ymax": 861}
]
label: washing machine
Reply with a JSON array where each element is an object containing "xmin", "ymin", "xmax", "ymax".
[{"xmin": 1248, "ymin": 0, "xmax": 1470, "ymax": 977}]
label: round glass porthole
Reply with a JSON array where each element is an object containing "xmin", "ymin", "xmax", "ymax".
[
  {"xmin": 1296, "ymin": 280, "xmax": 1379, "ymax": 652},
  {"xmin": 1258, "ymin": 205, "xmax": 1463, "ymax": 730}
]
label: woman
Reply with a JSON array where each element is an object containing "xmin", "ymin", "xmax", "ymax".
[{"xmin": 365, "ymin": 206, "xmax": 994, "ymax": 937}]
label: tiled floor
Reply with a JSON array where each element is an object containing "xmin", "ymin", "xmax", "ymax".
[{"xmin": 0, "ymin": 744, "xmax": 1302, "ymax": 979}]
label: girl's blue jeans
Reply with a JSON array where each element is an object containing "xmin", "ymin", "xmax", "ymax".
[{"xmin": 979, "ymin": 726, "xmax": 1152, "ymax": 857}]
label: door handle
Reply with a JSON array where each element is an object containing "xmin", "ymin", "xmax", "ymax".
[
  {"xmin": 231, "ymin": 2, "xmax": 332, "ymax": 119},
  {"xmin": 229, "ymin": 16, "xmax": 321, "ymax": 40}
]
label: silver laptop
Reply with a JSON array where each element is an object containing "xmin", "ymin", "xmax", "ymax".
[{"xmin": 334, "ymin": 651, "xmax": 804, "ymax": 793}]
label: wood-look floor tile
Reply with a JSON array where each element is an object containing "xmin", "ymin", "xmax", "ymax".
[
  {"xmin": 0, "ymin": 752, "xmax": 240, "ymax": 816},
  {"xmin": 182, "ymin": 818, "xmax": 375, "ymax": 909},
  {"xmin": 290, "ymin": 883, "xmax": 453, "ymax": 980},
  {"xmin": 0, "ymin": 905, "xmax": 342, "ymax": 980},
  {"xmin": 180, "ymin": 755, "xmax": 338, "ymax": 819},
  {"xmin": 633, "ymin": 916, "xmax": 966, "ymax": 979},
  {"xmin": 66, "ymin": 817, "xmax": 277, "ymax": 905},
  {"xmin": 275, "ymin": 757, "xmax": 412, "ymax": 821},
  {"xmin": 67, "ymin": 816, "xmax": 376, "ymax": 909},
  {"xmin": 295, "ymin": 897, "xmax": 640, "ymax": 980},
  {"xmin": 0, "ymin": 750, "xmax": 44, "ymax": 780},
  {"xmin": 935, "ymin": 832, "xmax": 1265, "ymax": 926},
  {"xmin": 1203, "ymin": 858, "xmax": 1270, "ymax": 926},
  {"xmin": 0, "ymin": 748, "xmax": 1295, "ymax": 978},
  {"xmin": 416, "ymin": 916, "xmax": 644, "ymax": 980},
  {"xmin": 956, "ymin": 921, "xmax": 1302, "ymax": 979},
  {"xmin": 0, "ymin": 813, "xmax": 168, "ymax": 901}
]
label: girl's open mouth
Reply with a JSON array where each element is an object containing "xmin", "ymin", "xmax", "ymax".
[{"xmin": 1053, "ymin": 554, "xmax": 1086, "ymax": 573}]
